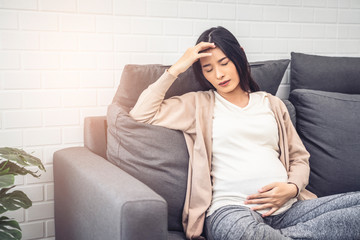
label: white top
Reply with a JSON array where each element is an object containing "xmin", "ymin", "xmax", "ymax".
[{"xmin": 207, "ymin": 91, "xmax": 297, "ymax": 216}]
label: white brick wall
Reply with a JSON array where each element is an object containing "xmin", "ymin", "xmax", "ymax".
[{"xmin": 1, "ymin": 1, "xmax": 360, "ymax": 239}]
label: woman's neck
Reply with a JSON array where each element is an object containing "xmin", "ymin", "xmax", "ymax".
[{"xmin": 218, "ymin": 87, "xmax": 249, "ymax": 108}]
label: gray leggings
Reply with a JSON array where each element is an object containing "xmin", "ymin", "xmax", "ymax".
[{"xmin": 205, "ymin": 191, "xmax": 360, "ymax": 240}]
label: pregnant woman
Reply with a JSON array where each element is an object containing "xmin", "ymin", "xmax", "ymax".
[{"xmin": 130, "ymin": 26, "xmax": 360, "ymax": 240}]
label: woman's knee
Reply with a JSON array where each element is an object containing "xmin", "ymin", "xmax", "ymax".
[
  {"xmin": 207, "ymin": 206, "xmax": 265, "ymax": 240},
  {"xmin": 332, "ymin": 191, "xmax": 360, "ymax": 206}
]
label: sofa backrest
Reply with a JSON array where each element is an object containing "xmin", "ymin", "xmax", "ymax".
[
  {"xmin": 113, "ymin": 60, "xmax": 290, "ymax": 109},
  {"xmin": 290, "ymin": 52, "xmax": 360, "ymax": 93}
]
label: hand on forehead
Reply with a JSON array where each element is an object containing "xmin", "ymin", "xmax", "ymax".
[{"xmin": 200, "ymin": 47, "xmax": 227, "ymax": 65}]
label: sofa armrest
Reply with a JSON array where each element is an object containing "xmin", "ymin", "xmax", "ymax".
[{"xmin": 54, "ymin": 147, "xmax": 168, "ymax": 240}]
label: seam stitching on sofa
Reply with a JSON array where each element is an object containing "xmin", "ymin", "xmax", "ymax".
[{"xmin": 120, "ymin": 199, "xmax": 167, "ymax": 239}]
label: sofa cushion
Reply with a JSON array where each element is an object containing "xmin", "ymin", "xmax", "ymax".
[
  {"xmin": 289, "ymin": 89, "xmax": 360, "ymax": 197},
  {"xmin": 290, "ymin": 52, "xmax": 360, "ymax": 94},
  {"xmin": 250, "ymin": 60, "xmax": 290, "ymax": 96},
  {"xmin": 113, "ymin": 59, "xmax": 290, "ymax": 109},
  {"xmin": 282, "ymin": 99, "xmax": 296, "ymax": 126},
  {"xmin": 107, "ymin": 104, "xmax": 188, "ymax": 231}
]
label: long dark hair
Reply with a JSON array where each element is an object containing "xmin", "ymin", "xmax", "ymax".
[{"xmin": 193, "ymin": 26, "xmax": 259, "ymax": 92}]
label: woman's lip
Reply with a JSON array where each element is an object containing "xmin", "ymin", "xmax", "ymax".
[{"xmin": 219, "ymin": 80, "xmax": 230, "ymax": 86}]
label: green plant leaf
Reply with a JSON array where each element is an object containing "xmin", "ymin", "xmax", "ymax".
[
  {"xmin": 0, "ymin": 216, "xmax": 21, "ymax": 231},
  {"xmin": 0, "ymin": 188, "xmax": 32, "ymax": 212},
  {"xmin": 0, "ymin": 175, "xmax": 14, "ymax": 189},
  {"xmin": 0, "ymin": 207, "xmax": 7, "ymax": 215},
  {"xmin": 0, "ymin": 216, "xmax": 22, "ymax": 240},
  {"xmin": 0, "ymin": 148, "xmax": 45, "ymax": 172},
  {"xmin": 0, "ymin": 162, "xmax": 10, "ymax": 172},
  {"xmin": 0, "ymin": 162, "xmax": 41, "ymax": 178},
  {"xmin": 0, "ymin": 148, "xmax": 28, "ymax": 166},
  {"xmin": 0, "ymin": 148, "xmax": 45, "ymax": 239}
]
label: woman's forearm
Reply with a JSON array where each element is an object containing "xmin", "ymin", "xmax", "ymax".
[{"xmin": 129, "ymin": 70, "xmax": 177, "ymax": 123}]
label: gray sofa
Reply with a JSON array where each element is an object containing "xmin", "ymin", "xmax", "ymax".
[{"xmin": 54, "ymin": 52, "xmax": 360, "ymax": 240}]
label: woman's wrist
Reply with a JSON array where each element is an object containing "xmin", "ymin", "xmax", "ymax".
[
  {"xmin": 288, "ymin": 182, "xmax": 299, "ymax": 198},
  {"xmin": 167, "ymin": 66, "xmax": 180, "ymax": 78}
]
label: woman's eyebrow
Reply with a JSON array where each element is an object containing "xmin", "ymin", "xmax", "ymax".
[
  {"xmin": 218, "ymin": 57, "xmax": 227, "ymax": 63},
  {"xmin": 202, "ymin": 57, "xmax": 228, "ymax": 68}
]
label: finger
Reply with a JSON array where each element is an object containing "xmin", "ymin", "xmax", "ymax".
[
  {"xmin": 198, "ymin": 52, "xmax": 212, "ymax": 58},
  {"xmin": 262, "ymin": 208, "xmax": 278, "ymax": 218},
  {"xmin": 196, "ymin": 42, "xmax": 216, "ymax": 51},
  {"xmin": 247, "ymin": 191, "xmax": 271, "ymax": 200},
  {"xmin": 250, "ymin": 203, "xmax": 273, "ymax": 212},
  {"xmin": 193, "ymin": 52, "xmax": 212, "ymax": 63},
  {"xmin": 198, "ymin": 41, "xmax": 216, "ymax": 47},
  {"xmin": 245, "ymin": 198, "xmax": 272, "ymax": 205},
  {"xmin": 259, "ymin": 183, "xmax": 276, "ymax": 193},
  {"xmin": 246, "ymin": 193, "xmax": 260, "ymax": 200}
]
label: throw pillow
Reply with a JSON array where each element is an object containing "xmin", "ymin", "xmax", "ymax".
[
  {"xmin": 107, "ymin": 104, "xmax": 188, "ymax": 231},
  {"xmin": 250, "ymin": 60, "xmax": 290, "ymax": 96},
  {"xmin": 290, "ymin": 52, "xmax": 360, "ymax": 94},
  {"xmin": 282, "ymin": 99, "xmax": 296, "ymax": 126},
  {"xmin": 289, "ymin": 89, "xmax": 360, "ymax": 197},
  {"xmin": 113, "ymin": 59, "xmax": 290, "ymax": 109}
]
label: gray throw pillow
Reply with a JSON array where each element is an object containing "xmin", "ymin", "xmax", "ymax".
[
  {"xmin": 290, "ymin": 52, "xmax": 360, "ymax": 93},
  {"xmin": 289, "ymin": 89, "xmax": 360, "ymax": 197},
  {"xmin": 107, "ymin": 105, "xmax": 188, "ymax": 232},
  {"xmin": 113, "ymin": 59, "xmax": 290, "ymax": 109},
  {"xmin": 282, "ymin": 99, "xmax": 296, "ymax": 126}
]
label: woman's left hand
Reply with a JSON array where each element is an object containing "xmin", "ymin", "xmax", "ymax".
[{"xmin": 245, "ymin": 182, "xmax": 298, "ymax": 217}]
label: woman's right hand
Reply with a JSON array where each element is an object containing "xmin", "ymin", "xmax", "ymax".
[{"xmin": 168, "ymin": 42, "xmax": 216, "ymax": 77}]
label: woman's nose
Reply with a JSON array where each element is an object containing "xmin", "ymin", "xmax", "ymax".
[{"xmin": 216, "ymin": 67, "xmax": 224, "ymax": 80}]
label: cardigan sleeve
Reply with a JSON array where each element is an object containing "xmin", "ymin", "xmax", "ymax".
[
  {"xmin": 280, "ymin": 100, "xmax": 311, "ymax": 194},
  {"xmin": 129, "ymin": 70, "xmax": 197, "ymax": 134}
]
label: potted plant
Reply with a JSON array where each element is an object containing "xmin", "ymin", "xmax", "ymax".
[{"xmin": 0, "ymin": 147, "xmax": 45, "ymax": 240}]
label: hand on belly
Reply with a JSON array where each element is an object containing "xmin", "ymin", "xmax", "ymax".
[{"xmin": 244, "ymin": 182, "xmax": 298, "ymax": 217}]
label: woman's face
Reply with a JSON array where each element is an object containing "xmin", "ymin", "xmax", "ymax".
[{"xmin": 199, "ymin": 47, "xmax": 241, "ymax": 96}]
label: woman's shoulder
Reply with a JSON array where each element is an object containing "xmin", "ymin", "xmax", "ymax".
[
  {"xmin": 262, "ymin": 92, "xmax": 283, "ymax": 104},
  {"xmin": 176, "ymin": 89, "xmax": 215, "ymax": 102},
  {"xmin": 254, "ymin": 91, "xmax": 288, "ymax": 113},
  {"xmin": 184, "ymin": 89, "xmax": 214, "ymax": 96},
  {"xmin": 250, "ymin": 91, "xmax": 279, "ymax": 102}
]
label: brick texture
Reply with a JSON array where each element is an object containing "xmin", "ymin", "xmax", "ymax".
[{"xmin": 1, "ymin": 1, "xmax": 360, "ymax": 239}]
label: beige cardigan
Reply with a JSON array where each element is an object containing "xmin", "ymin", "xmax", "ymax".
[{"xmin": 130, "ymin": 71, "xmax": 316, "ymax": 240}]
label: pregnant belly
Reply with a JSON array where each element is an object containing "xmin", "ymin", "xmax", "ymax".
[{"xmin": 211, "ymin": 156, "xmax": 288, "ymax": 197}]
